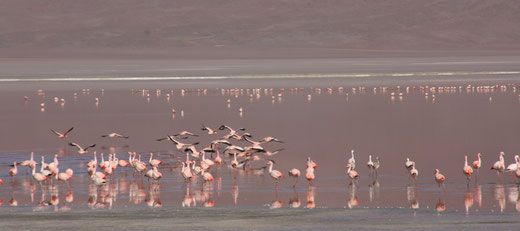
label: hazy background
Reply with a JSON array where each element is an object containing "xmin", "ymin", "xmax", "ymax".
[{"xmin": 1, "ymin": 0, "xmax": 520, "ymax": 59}]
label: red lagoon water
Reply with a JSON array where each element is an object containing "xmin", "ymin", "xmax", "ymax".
[{"xmin": 0, "ymin": 81, "xmax": 520, "ymax": 215}]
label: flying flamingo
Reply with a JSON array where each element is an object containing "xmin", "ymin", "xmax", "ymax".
[
  {"xmin": 434, "ymin": 169, "xmax": 446, "ymax": 188},
  {"xmin": 267, "ymin": 160, "xmax": 284, "ymax": 188},
  {"xmin": 472, "ymin": 153, "xmax": 482, "ymax": 171},
  {"xmin": 463, "ymin": 155, "xmax": 473, "ymax": 184},
  {"xmin": 101, "ymin": 132, "xmax": 129, "ymax": 139},
  {"xmin": 50, "ymin": 127, "xmax": 74, "ymax": 138},
  {"xmin": 201, "ymin": 124, "xmax": 218, "ymax": 135},
  {"xmin": 69, "ymin": 142, "xmax": 96, "ymax": 154},
  {"xmin": 288, "ymin": 168, "xmax": 300, "ymax": 187}
]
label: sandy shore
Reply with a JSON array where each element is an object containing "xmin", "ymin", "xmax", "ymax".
[{"xmin": 0, "ymin": 207, "xmax": 518, "ymax": 231}]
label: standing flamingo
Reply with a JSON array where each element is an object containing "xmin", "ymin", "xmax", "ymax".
[
  {"xmin": 267, "ymin": 160, "xmax": 284, "ymax": 188},
  {"xmin": 491, "ymin": 152, "xmax": 505, "ymax": 175},
  {"xmin": 201, "ymin": 169, "xmax": 214, "ymax": 183},
  {"xmin": 405, "ymin": 158, "xmax": 414, "ymax": 171},
  {"xmin": 463, "ymin": 155, "xmax": 473, "ymax": 184},
  {"xmin": 434, "ymin": 169, "xmax": 445, "ymax": 188},
  {"xmin": 472, "ymin": 153, "xmax": 482, "ymax": 171},
  {"xmin": 347, "ymin": 166, "xmax": 359, "ymax": 183},
  {"xmin": 410, "ymin": 163, "xmax": 419, "ymax": 183},
  {"xmin": 32, "ymin": 166, "xmax": 48, "ymax": 186},
  {"xmin": 288, "ymin": 169, "xmax": 300, "ymax": 187},
  {"xmin": 305, "ymin": 167, "xmax": 315, "ymax": 183},
  {"xmin": 9, "ymin": 162, "xmax": 17, "ymax": 177},
  {"xmin": 181, "ymin": 162, "xmax": 193, "ymax": 180}
]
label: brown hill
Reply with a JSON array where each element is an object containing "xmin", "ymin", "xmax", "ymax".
[{"xmin": 1, "ymin": 0, "xmax": 519, "ymax": 54}]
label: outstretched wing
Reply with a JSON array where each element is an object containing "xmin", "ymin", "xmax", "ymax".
[
  {"xmin": 69, "ymin": 142, "xmax": 82, "ymax": 150},
  {"xmin": 51, "ymin": 129, "xmax": 63, "ymax": 137},
  {"xmin": 63, "ymin": 127, "xmax": 74, "ymax": 136}
]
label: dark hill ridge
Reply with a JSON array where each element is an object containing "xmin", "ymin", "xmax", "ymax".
[{"xmin": 1, "ymin": 0, "xmax": 520, "ymax": 51}]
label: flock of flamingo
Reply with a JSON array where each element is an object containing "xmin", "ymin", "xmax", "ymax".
[{"xmin": 3, "ymin": 83, "xmax": 520, "ymax": 211}]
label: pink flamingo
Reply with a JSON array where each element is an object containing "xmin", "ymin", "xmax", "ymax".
[
  {"xmin": 149, "ymin": 153, "xmax": 163, "ymax": 168},
  {"xmin": 491, "ymin": 152, "xmax": 505, "ymax": 175},
  {"xmin": 288, "ymin": 168, "xmax": 300, "ymax": 187},
  {"xmin": 472, "ymin": 153, "xmax": 482, "ymax": 171},
  {"xmin": 410, "ymin": 163, "xmax": 419, "ymax": 183},
  {"xmin": 267, "ymin": 160, "xmax": 284, "ymax": 188},
  {"xmin": 9, "ymin": 162, "xmax": 17, "ymax": 177},
  {"xmin": 347, "ymin": 166, "xmax": 359, "ymax": 183},
  {"xmin": 201, "ymin": 169, "xmax": 214, "ymax": 183},
  {"xmin": 50, "ymin": 127, "xmax": 74, "ymax": 138},
  {"xmin": 434, "ymin": 169, "xmax": 445, "ymax": 187}
]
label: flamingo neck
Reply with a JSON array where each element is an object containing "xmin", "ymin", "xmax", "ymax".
[
  {"xmin": 150, "ymin": 153, "xmax": 153, "ymax": 162},
  {"xmin": 464, "ymin": 156, "xmax": 468, "ymax": 166},
  {"xmin": 269, "ymin": 163, "xmax": 273, "ymax": 173},
  {"xmin": 369, "ymin": 155, "xmax": 372, "ymax": 162},
  {"xmin": 101, "ymin": 153, "xmax": 105, "ymax": 162},
  {"xmin": 32, "ymin": 166, "xmax": 36, "ymax": 175}
]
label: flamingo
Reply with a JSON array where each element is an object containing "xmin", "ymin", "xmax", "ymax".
[
  {"xmin": 260, "ymin": 136, "xmax": 284, "ymax": 144},
  {"xmin": 56, "ymin": 168, "xmax": 73, "ymax": 184},
  {"xmin": 463, "ymin": 155, "xmax": 473, "ymax": 183},
  {"xmin": 9, "ymin": 162, "xmax": 17, "ymax": 177},
  {"xmin": 267, "ymin": 160, "xmax": 284, "ymax": 187},
  {"xmin": 69, "ymin": 142, "xmax": 96, "ymax": 154},
  {"xmin": 347, "ymin": 166, "xmax": 359, "ymax": 182},
  {"xmin": 367, "ymin": 155, "xmax": 374, "ymax": 176},
  {"xmin": 410, "ymin": 163, "xmax": 419, "ymax": 182},
  {"xmin": 192, "ymin": 161, "xmax": 203, "ymax": 175},
  {"xmin": 434, "ymin": 169, "xmax": 446, "ymax": 187},
  {"xmin": 214, "ymin": 150, "xmax": 222, "ymax": 164},
  {"xmin": 21, "ymin": 152, "xmax": 37, "ymax": 169},
  {"xmin": 165, "ymin": 135, "xmax": 199, "ymax": 150},
  {"xmin": 149, "ymin": 153, "xmax": 163, "ymax": 168},
  {"xmin": 201, "ymin": 151, "xmax": 215, "ymax": 167},
  {"xmin": 47, "ymin": 154, "xmax": 59, "ymax": 170},
  {"xmin": 288, "ymin": 168, "xmax": 300, "ymax": 187},
  {"xmin": 40, "ymin": 156, "xmax": 52, "ymax": 177},
  {"xmin": 306, "ymin": 167, "xmax": 315, "ymax": 183},
  {"xmin": 152, "ymin": 167, "xmax": 162, "ymax": 181},
  {"xmin": 201, "ymin": 124, "xmax": 218, "ymax": 135},
  {"xmin": 32, "ymin": 166, "xmax": 48, "ymax": 185},
  {"xmin": 231, "ymin": 153, "xmax": 239, "ymax": 168},
  {"xmin": 491, "ymin": 152, "xmax": 505, "ymax": 174},
  {"xmin": 174, "ymin": 131, "xmax": 198, "ymax": 138},
  {"xmin": 405, "ymin": 158, "xmax": 414, "ymax": 171},
  {"xmin": 181, "ymin": 162, "xmax": 193, "ymax": 180},
  {"xmin": 307, "ymin": 157, "xmax": 318, "ymax": 169},
  {"xmin": 201, "ymin": 169, "xmax": 214, "ymax": 183},
  {"xmin": 505, "ymin": 155, "xmax": 519, "ymax": 173},
  {"xmin": 219, "ymin": 125, "xmax": 246, "ymax": 139},
  {"xmin": 86, "ymin": 152, "xmax": 97, "ymax": 168},
  {"xmin": 50, "ymin": 127, "xmax": 74, "ymax": 138},
  {"xmin": 472, "ymin": 153, "xmax": 482, "ymax": 171},
  {"xmin": 373, "ymin": 157, "xmax": 380, "ymax": 177},
  {"xmin": 101, "ymin": 132, "xmax": 129, "ymax": 139},
  {"xmin": 346, "ymin": 150, "xmax": 355, "ymax": 169}
]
